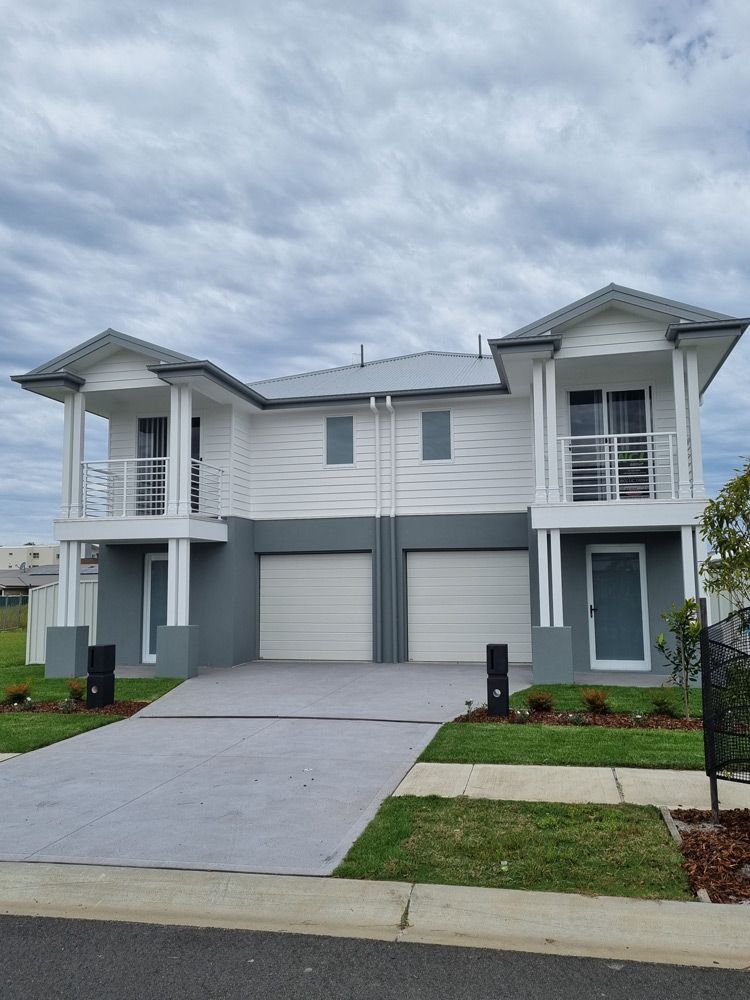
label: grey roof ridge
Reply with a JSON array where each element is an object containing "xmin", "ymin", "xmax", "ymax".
[
  {"xmin": 24, "ymin": 328, "xmax": 197, "ymax": 376},
  {"xmin": 500, "ymin": 283, "xmax": 734, "ymax": 341},
  {"xmin": 248, "ymin": 348, "xmax": 494, "ymax": 388}
]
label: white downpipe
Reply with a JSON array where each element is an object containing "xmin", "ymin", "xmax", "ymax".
[
  {"xmin": 370, "ymin": 397, "xmax": 381, "ymax": 519},
  {"xmin": 385, "ymin": 396, "xmax": 398, "ymax": 661},
  {"xmin": 385, "ymin": 396, "xmax": 396, "ymax": 519}
]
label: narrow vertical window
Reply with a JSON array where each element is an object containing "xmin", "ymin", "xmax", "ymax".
[
  {"xmin": 326, "ymin": 415, "xmax": 354, "ymax": 465},
  {"xmin": 421, "ymin": 410, "xmax": 451, "ymax": 461}
]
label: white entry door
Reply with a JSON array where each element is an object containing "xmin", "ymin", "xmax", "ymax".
[
  {"xmin": 142, "ymin": 553, "xmax": 168, "ymax": 664},
  {"xmin": 586, "ymin": 544, "xmax": 651, "ymax": 671},
  {"xmin": 407, "ymin": 550, "xmax": 532, "ymax": 663},
  {"xmin": 259, "ymin": 553, "xmax": 373, "ymax": 660}
]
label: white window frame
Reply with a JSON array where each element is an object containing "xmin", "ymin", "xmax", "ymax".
[
  {"xmin": 565, "ymin": 384, "xmax": 654, "ymax": 437},
  {"xmin": 419, "ymin": 408, "xmax": 454, "ymax": 464},
  {"xmin": 585, "ymin": 543, "xmax": 651, "ymax": 672},
  {"xmin": 323, "ymin": 413, "xmax": 356, "ymax": 469}
]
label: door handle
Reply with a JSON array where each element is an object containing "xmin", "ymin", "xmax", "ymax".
[{"xmin": 589, "ymin": 604, "xmax": 597, "ymax": 618}]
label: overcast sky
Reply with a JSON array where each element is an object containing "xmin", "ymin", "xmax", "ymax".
[{"xmin": 1, "ymin": 0, "xmax": 748, "ymax": 542}]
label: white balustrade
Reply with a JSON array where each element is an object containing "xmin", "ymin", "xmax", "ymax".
[{"xmin": 557, "ymin": 432, "xmax": 677, "ymax": 503}]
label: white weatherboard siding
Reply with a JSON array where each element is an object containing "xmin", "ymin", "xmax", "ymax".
[
  {"xmin": 407, "ymin": 550, "xmax": 532, "ymax": 663},
  {"xmin": 259, "ymin": 553, "xmax": 373, "ymax": 660},
  {"xmin": 78, "ymin": 348, "xmax": 166, "ymax": 392},
  {"xmin": 556, "ymin": 307, "xmax": 674, "ymax": 358}
]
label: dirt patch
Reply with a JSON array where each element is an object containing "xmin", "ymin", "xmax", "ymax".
[
  {"xmin": 672, "ymin": 807, "xmax": 750, "ymax": 904},
  {"xmin": 0, "ymin": 700, "xmax": 147, "ymax": 718},
  {"xmin": 457, "ymin": 707, "xmax": 703, "ymax": 731}
]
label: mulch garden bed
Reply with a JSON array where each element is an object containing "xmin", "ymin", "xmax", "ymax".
[
  {"xmin": 0, "ymin": 700, "xmax": 147, "ymax": 718},
  {"xmin": 456, "ymin": 707, "xmax": 703, "ymax": 731},
  {"xmin": 672, "ymin": 808, "xmax": 750, "ymax": 904}
]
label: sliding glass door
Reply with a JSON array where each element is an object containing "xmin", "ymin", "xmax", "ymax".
[
  {"xmin": 568, "ymin": 389, "xmax": 650, "ymax": 501},
  {"xmin": 136, "ymin": 417, "xmax": 167, "ymax": 515}
]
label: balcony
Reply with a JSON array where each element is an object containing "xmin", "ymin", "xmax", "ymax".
[
  {"xmin": 80, "ymin": 458, "xmax": 224, "ymax": 519},
  {"xmin": 558, "ymin": 432, "xmax": 678, "ymax": 503}
]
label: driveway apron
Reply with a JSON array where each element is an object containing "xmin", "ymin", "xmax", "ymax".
[{"xmin": 0, "ymin": 663, "xmax": 531, "ymax": 875}]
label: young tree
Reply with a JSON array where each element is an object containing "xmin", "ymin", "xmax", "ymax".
[
  {"xmin": 700, "ymin": 459, "xmax": 750, "ymax": 609},
  {"xmin": 655, "ymin": 599, "xmax": 702, "ymax": 719}
]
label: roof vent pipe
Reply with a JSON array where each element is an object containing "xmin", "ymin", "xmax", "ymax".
[
  {"xmin": 478, "ymin": 335, "xmax": 483, "ymax": 359},
  {"xmin": 360, "ymin": 344, "xmax": 365, "ymax": 367}
]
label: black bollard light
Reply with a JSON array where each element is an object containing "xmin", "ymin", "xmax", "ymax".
[{"xmin": 487, "ymin": 643, "xmax": 509, "ymax": 717}]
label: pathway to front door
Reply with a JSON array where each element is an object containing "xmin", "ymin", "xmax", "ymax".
[{"xmin": 0, "ymin": 662, "xmax": 531, "ymax": 876}]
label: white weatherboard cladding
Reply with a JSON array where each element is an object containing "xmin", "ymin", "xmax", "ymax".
[
  {"xmin": 407, "ymin": 550, "xmax": 532, "ymax": 663},
  {"xmin": 556, "ymin": 307, "xmax": 673, "ymax": 358},
  {"xmin": 77, "ymin": 348, "xmax": 165, "ymax": 392},
  {"xmin": 259, "ymin": 553, "xmax": 373, "ymax": 660}
]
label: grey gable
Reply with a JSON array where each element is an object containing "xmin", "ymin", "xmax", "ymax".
[
  {"xmin": 498, "ymin": 283, "xmax": 734, "ymax": 342},
  {"xmin": 23, "ymin": 328, "xmax": 197, "ymax": 377}
]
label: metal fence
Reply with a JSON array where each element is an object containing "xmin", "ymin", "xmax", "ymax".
[
  {"xmin": 0, "ymin": 595, "xmax": 28, "ymax": 631},
  {"xmin": 25, "ymin": 580, "xmax": 98, "ymax": 664},
  {"xmin": 700, "ymin": 607, "xmax": 750, "ymax": 814}
]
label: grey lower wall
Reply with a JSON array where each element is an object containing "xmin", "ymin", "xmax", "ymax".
[
  {"xmin": 560, "ymin": 531, "xmax": 682, "ymax": 674},
  {"xmin": 96, "ymin": 513, "xmax": 530, "ymax": 667},
  {"xmin": 97, "ymin": 542, "xmax": 167, "ymax": 665}
]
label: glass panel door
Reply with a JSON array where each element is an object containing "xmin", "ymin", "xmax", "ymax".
[
  {"xmin": 142, "ymin": 554, "xmax": 168, "ymax": 663},
  {"xmin": 569, "ymin": 390, "xmax": 605, "ymax": 501},
  {"xmin": 137, "ymin": 417, "xmax": 167, "ymax": 515},
  {"xmin": 586, "ymin": 545, "xmax": 650, "ymax": 671},
  {"xmin": 607, "ymin": 389, "xmax": 650, "ymax": 499}
]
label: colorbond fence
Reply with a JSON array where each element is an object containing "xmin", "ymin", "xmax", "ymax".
[{"xmin": 26, "ymin": 580, "xmax": 98, "ymax": 665}]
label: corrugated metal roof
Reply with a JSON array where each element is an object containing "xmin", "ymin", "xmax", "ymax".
[{"xmin": 249, "ymin": 351, "xmax": 501, "ymax": 398}]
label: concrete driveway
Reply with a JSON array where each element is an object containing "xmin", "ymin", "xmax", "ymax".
[{"xmin": 0, "ymin": 661, "xmax": 531, "ymax": 876}]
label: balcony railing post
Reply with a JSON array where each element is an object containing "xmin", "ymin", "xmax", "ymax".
[
  {"xmin": 612, "ymin": 435, "xmax": 620, "ymax": 501},
  {"xmin": 122, "ymin": 461, "xmax": 128, "ymax": 517},
  {"xmin": 668, "ymin": 434, "xmax": 676, "ymax": 499},
  {"xmin": 559, "ymin": 439, "xmax": 567, "ymax": 503}
]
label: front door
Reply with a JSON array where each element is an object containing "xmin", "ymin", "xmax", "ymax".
[
  {"xmin": 586, "ymin": 544, "xmax": 650, "ymax": 671},
  {"xmin": 142, "ymin": 553, "xmax": 168, "ymax": 664}
]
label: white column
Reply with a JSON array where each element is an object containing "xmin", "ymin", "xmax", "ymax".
[
  {"xmin": 60, "ymin": 391, "xmax": 85, "ymax": 518},
  {"xmin": 56, "ymin": 540, "xmax": 81, "ymax": 627},
  {"xmin": 694, "ymin": 527, "xmax": 711, "ymax": 623},
  {"xmin": 166, "ymin": 537, "xmax": 191, "ymax": 627},
  {"xmin": 532, "ymin": 360, "xmax": 546, "ymax": 502},
  {"xmin": 550, "ymin": 527, "xmax": 564, "ymax": 626},
  {"xmin": 685, "ymin": 347, "xmax": 705, "ymax": 498},
  {"xmin": 545, "ymin": 359, "xmax": 559, "ymax": 502},
  {"xmin": 167, "ymin": 385, "xmax": 181, "ymax": 516},
  {"xmin": 177, "ymin": 384, "xmax": 193, "ymax": 517},
  {"xmin": 537, "ymin": 529, "xmax": 550, "ymax": 627},
  {"xmin": 680, "ymin": 525, "xmax": 697, "ymax": 601},
  {"xmin": 671, "ymin": 349, "xmax": 691, "ymax": 499}
]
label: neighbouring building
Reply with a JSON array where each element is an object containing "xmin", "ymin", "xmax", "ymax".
[{"xmin": 11, "ymin": 284, "xmax": 747, "ymax": 679}]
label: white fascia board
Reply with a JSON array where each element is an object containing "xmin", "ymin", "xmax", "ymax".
[
  {"xmin": 530, "ymin": 500, "xmax": 706, "ymax": 531},
  {"xmin": 54, "ymin": 517, "xmax": 228, "ymax": 543}
]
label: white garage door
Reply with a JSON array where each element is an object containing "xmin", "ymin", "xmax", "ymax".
[
  {"xmin": 407, "ymin": 550, "xmax": 532, "ymax": 663},
  {"xmin": 259, "ymin": 553, "xmax": 373, "ymax": 661}
]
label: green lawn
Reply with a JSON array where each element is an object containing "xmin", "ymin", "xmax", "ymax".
[
  {"xmin": 510, "ymin": 683, "xmax": 702, "ymax": 717},
  {"xmin": 0, "ymin": 630, "xmax": 182, "ymax": 752},
  {"xmin": 422, "ymin": 723, "xmax": 705, "ymax": 770},
  {"xmin": 335, "ymin": 796, "xmax": 693, "ymax": 901},
  {"xmin": 0, "ymin": 714, "xmax": 124, "ymax": 753}
]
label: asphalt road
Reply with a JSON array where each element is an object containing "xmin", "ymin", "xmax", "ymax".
[{"xmin": 1, "ymin": 915, "xmax": 747, "ymax": 1000}]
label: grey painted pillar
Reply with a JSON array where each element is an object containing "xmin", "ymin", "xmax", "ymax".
[
  {"xmin": 156, "ymin": 624, "xmax": 200, "ymax": 678},
  {"xmin": 532, "ymin": 626, "xmax": 574, "ymax": 684},
  {"xmin": 45, "ymin": 625, "xmax": 89, "ymax": 678}
]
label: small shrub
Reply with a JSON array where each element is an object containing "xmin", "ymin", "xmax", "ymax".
[
  {"xmin": 512, "ymin": 708, "xmax": 531, "ymax": 724},
  {"xmin": 580, "ymin": 688, "xmax": 610, "ymax": 715},
  {"xmin": 628, "ymin": 712, "xmax": 647, "ymax": 727},
  {"xmin": 526, "ymin": 689, "xmax": 554, "ymax": 713},
  {"xmin": 464, "ymin": 699, "xmax": 474, "ymax": 715},
  {"xmin": 650, "ymin": 690, "xmax": 678, "ymax": 718},
  {"xmin": 567, "ymin": 712, "xmax": 591, "ymax": 727},
  {"xmin": 12, "ymin": 697, "xmax": 33, "ymax": 712},
  {"xmin": 57, "ymin": 698, "xmax": 76, "ymax": 714},
  {"xmin": 67, "ymin": 679, "xmax": 84, "ymax": 701},
  {"xmin": 4, "ymin": 682, "xmax": 32, "ymax": 705}
]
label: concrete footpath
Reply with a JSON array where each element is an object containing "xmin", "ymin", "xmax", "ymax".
[
  {"xmin": 0, "ymin": 862, "xmax": 748, "ymax": 970},
  {"xmin": 394, "ymin": 763, "xmax": 750, "ymax": 810}
]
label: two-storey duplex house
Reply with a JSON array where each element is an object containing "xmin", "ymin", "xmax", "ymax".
[{"xmin": 12, "ymin": 284, "xmax": 747, "ymax": 681}]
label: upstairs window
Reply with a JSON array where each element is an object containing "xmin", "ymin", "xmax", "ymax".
[
  {"xmin": 421, "ymin": 410, "xmax": 452, "ymax": 461},
  {"xmin": 326, "ymin": 415, "xmax": 354, "ymax": 465}
]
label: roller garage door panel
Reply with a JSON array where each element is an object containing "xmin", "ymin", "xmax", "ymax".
[
  {"xmin": 407, "ymin": 550, "xmax": 532, "ymax": 663},
  {"xmin": 259, "ymin": 553, "xmax": 373, "ymax": 660}
]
